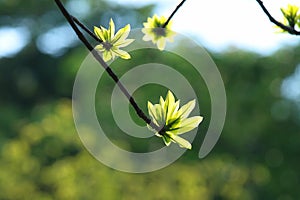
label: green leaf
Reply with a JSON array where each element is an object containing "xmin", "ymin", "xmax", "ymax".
[
  {"xmin": 112, "ymin": 49, "xmax": 131, "ymax": 60},
  {"xmin": 114, "ymin": 38, "xmax": 134, "ymax": 48},
  {"xmin": 177, "ymin": 99, "xmax": 196, "ymax": 119},
  {"xmin": 112, "ymin": 24, "xmax": 130, "ymax": 43},
  {"xmin": 157, "ymin": 38, "xmax": 166, "ymax": 51},
  {"xmin": 109, "ymin": 18, "xmax": 115, "ymax": 39},
  {"xmin": 171, "ymin": 116, "xmax": 203, "ymax": 135},
  {"xmin": 162, "ymin": 135, "xmax": 171, "ymax": 146},
  {"xmin": 102, "ymin": 50, "xmax": 112, "ymax": 62},
  {"xmin": 94, "ymin": 26, "xmax": 106, "ymax": 41},
  {"xmin": 170, "ymin": 135, "xmax": 192, "ymax": 149}
]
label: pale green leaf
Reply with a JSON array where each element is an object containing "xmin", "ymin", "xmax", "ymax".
[
  {"xmin": 102, "ymin": 50, "xmax": 112, "ymax": 62},
  {"xmin": 109, "ymin": 18, "xmax": 115, "ymax": 39},
  {"xmin": 172, "ymin": 116, "xmax": 203, "ymax": 135},
  {"xmin": 95, "ymin": 44, "xmax": 105, "ymax": 52},
  {"xmin": 165, "ymin": 91, "xmax": 175, "ymax": 121},
  {"xmin": 166, "ymin": 100, "xmax": 180, "ymax": 125},
  {"xmin": 157, "ymin": 38, "xmax": 166, "ymax": 51},
  {"xmin": 148, "ymin": 102, "xmax": 163, "ymax": 125},
  {"xmin": 178, "ymin": 99, "xmax": 196, "ymax": 119},
  {"xmin": 114, "ymin": 38, "xmax": 134, "ymax": 48},
  {"xmin": 112, "ymin": 49, "xmax": 131, "ymax": 60},
  {"xmin": 170, "ymin": 135, "xmax": 192, "ymax": 149},
  {"xmin": 94, "ymin": 26, "xmax": 106, "ymax": 41},
  {"xmin": 112, "ymin": 24, "xmax": 131, "ymax": 44}
]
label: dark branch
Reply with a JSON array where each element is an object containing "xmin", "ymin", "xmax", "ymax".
[
  {"xmin": 54, "ymin": 0, "xmax": 93, "ymax": 51},
  {"xmin": 54, "ymin": 0, "xmax": 160, "ymax": 131},
  {"xmin": 163, "ymin": 0, "xmax": 186, "ymax": 28},
  {"xmin": 71, "ymin": 16, "xmax": 102, "ymax": 43},
  {"xmin": 256, "ymin": 0, "xmax": 300, "ymax": 35}
]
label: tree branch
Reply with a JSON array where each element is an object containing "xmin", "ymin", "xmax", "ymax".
[
  {"xmin": 163, "ymin": 0, "xmax": 186, "ymax": 28},
  {"xmin": 71, "ymin": 15, "xmax": 102, "ymax": 43},
  {"xmin": 256, "ymin": 0, "xmax": 300, "ymax": 35},
  {"xmin": 54, "ymin": 0, "xmax": 160, "ymax": 131}
]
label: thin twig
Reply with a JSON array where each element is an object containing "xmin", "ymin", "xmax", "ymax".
[
  {"xmin": 163, "ymin": 0, "xmax": 186, "ymax": 28},
  {"xmin": 256, "ymin": 0, "xmax": 300, "ymax": 35},
  {"xmin": 71, "ymin": 16, "xmax": 102, "ymax": 43},
  {"xmin": 54, "ymin": 0, "xmax": 160, "ymax": 131}
]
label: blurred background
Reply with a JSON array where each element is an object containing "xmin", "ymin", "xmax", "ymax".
[{"xmin": 0, "ymin": 0, "xmax": 300, "ymax": 199}]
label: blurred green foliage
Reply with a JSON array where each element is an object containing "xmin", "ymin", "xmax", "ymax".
[{"xmin": 0, "ymin": 0, "xmax": 300, "ymax": 199}]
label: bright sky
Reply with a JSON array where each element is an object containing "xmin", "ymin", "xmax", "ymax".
[
  {"xmin": 0, "ymin": 27, "xmax": 30, "ymax": 58},
  {"xmin": 0, "ymin": 0, "xmax": 299, "ymax": 58},
  {"xmin": 116, "ymin": 0, "xmax": 300, "ymax": 55},
  {"xmin": 0, "ymin": 0, "xmax": 299, "ymax": 101}
]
